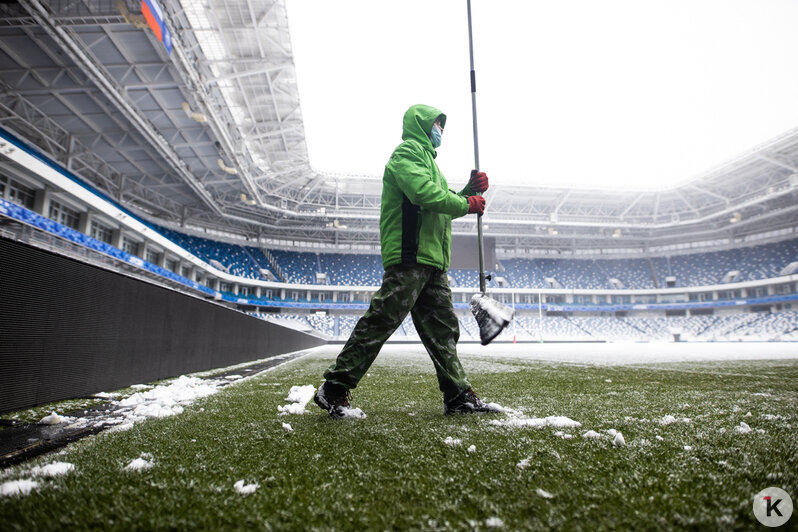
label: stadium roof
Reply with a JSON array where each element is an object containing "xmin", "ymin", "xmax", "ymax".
[{"xmin": 1, "ymin": 0, "xmax": 797, "ymax": 254}]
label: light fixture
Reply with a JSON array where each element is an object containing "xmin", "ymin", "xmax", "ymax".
[
  {"xmin": 239, "ymin": 193, "xmax": 255, "ymax": 206},
  {"xmin": 333, "ymin": 219, "xmax": 348, "ymax": 229},
  {"xmin": 612, "ymin": 229, "xmax": 622, "ymax": 238},
  {"xmin": 548, "ymin": 227, "xmax": 558, "ymax": 236},
  {"xmin": 730, "ymin": 212, "xmax": 742, "ymax": 223}
]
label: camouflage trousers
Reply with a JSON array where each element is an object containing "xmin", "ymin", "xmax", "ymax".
[{"xmin": 324, "ymin": 263, "xmax": 470, "ymax": 402}]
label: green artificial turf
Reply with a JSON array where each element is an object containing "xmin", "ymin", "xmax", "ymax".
[{"xmin": 1, "ymin": 349, "xmax": 796, "ymax": 531}]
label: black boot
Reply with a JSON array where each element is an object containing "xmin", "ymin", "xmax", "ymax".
[
  {"xmin": 444, "ymin": 388, "xmax": 501, "ymax": 415},
  {"xmin": 314, "ymin": 381, "xmax": 353, "ymax": 418}
]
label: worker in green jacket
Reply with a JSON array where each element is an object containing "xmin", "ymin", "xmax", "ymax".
[{"xmin": 315, "ymin": 104, "xmax": 499, "ymax": 417}]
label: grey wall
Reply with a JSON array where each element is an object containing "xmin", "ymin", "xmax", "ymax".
[
  {"xmin": 0, "ymin": 237, "xmax": 325, "ymax": 414},
  {"xmin": 451, "ymin": 234, "xmax": 496, "ymax": 271}
]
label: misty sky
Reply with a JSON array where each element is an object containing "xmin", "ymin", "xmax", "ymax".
[{"xmin": 285, "ymin": 0, "xmax": 798, "ymax": 190}]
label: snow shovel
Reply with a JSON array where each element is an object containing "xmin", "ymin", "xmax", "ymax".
[{"xmin": 466, "ymin": 0, "xmax": 515, "ymax": 345}]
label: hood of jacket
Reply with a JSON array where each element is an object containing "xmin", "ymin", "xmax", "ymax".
[{"xmin": 401, "ymin": 104, "xmax": 447, "ymax": 156}]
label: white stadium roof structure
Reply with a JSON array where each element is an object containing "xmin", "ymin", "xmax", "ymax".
[{"xmin": 1, "ymin": 0, "xmax": 798, "ymax": 256}]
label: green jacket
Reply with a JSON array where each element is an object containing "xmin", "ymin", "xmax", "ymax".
[{"xmin": 380, "ymin": 104, "xmax": 470, "ymax": 271}]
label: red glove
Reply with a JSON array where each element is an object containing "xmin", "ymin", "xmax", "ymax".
[
  {"xmin": 469, "ymin": 170, "xmax": 489, "ymax": 193},
  {"xmin": 467, "ymin": 195, "xmax": 486, "ymax": 215}
]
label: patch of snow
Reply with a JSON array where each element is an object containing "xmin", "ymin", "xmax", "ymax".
[
  {"xmin": 444, "ymin": 437, "xmax": 462, "ymax": 447},
  {"xmin": 655, "ymin": 435, "xmax": 664, "ymax": 441},
  {"xmin": 277, "ymin": 385, "xmax": 316, "ymax": 415},
  {"xmin": 281, "ymin": 422, "xmax": 293, "ymax": 433},
  {"xmin": 483, "ymin": 402, "xmax": 511, "ymax": 413},
  {"xmin": 467, "ymin": 445, "xmax": 476, "ymax": 453},
  {"xmin": 109, "ymin": 421, "xmax": 135, "ymax": 433},
  {"xmin": 536, "ymin": 488, "xmax": 554, "ymax": 499},
  {"xmin": 490, "ymin": 411, "xmax": 581, "ymax": 429},
  {"xmin": 30, "ymin": 462, "xmax": 74, "ymax": 477},
  {"xmin": 285, "ymin": 385, "xmax": 315, "ymax": 404},
  {"xmin": 613, "ymin": 432, "xmax": 626, "ymax": 447},
  {"xmin": 130, "ymin": 384, "xmax": 151, "ymax": 390},
  {"xmin": 516, "ymin": 457, "xmax": 532, "ymax": 470},
  {"xmin": 224, "ymin": 375, "xmax": 243, "ymax": 380},
  {"xmin": 338, "ymin": 406, "xmax": 367, "ymax": 419},
  {"xmin": 659, "ymin": 415, "xmax": 691, "ymax": 425},
  {"xmin": 39, "ymin": 412, "xmax": 70, "ymax": 425},
  {"xmin": 124, "ymin": 453, "xmax": 154, "ymax": 471},
  {"xmin": 0, "ymin": 479, "xmax": 38, "ymax": 496},
  {"xmin": 582, "ymin": 430, "xmax": 602, "ymax": 440},
  {"xmin": 735, "ymin": 422, "xmax": 752, "ymax": 434},
  {"xmin": 684, "ymin": 445, "xmax": 693, "ymax": 451},
  {"xmin": 485, "ymin": 517, "xmax": 505, "ymax": 528},
  {"xmin": 277, "ymin": 403, "xmax": 308, "ymax": 416},
  {"xmin": 119, "ymin": 376, "xmax": 218, "ymax": 421},
  {"xmin": 94, "ymin": 392, "xmax": 119, "ymax": 399},
  {"xmin": 233, "ymin": 480, "xmax": 259, "ymax": 495},
  {"xmin": 607, "ymin": 429, "xmax": 618, "ymax": 437}
]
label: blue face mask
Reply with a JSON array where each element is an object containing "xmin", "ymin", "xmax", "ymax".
[{"xmin": 429, "ymin": 123, "xmax": 442, "ymax": 148}]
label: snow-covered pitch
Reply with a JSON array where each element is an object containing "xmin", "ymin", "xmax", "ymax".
[{"xmin": 1, "ymin": 342, "xmax": 796, "ymax": 530}]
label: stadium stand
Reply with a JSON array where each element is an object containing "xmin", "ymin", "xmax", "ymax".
[
  {"xmin": 158, "ymin": 227, "xmax": 272, "ymax": 280},
  {"xmin": 5, "ymin": 199, "xmax": 796, "ymax": 344},
  {"xmin": 319, "ymin": 253, "xmax": 383, "ymax": 286},
  {"xmin": 269, "ymin": 249, "xmax": 320, "ymax": 284},
  {"xmin": 151, "ymin": 225, "xmax": 798, "ymax": 293}
]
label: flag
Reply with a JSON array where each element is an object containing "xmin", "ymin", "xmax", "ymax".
[{"xmin": 141, "ymin": 0, "xmax": 172, "ymax": 55}]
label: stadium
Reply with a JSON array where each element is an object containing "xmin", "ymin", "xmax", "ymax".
[{"xmin": 0, "ymin": 1, "xmax": 796, "ymax": 529}]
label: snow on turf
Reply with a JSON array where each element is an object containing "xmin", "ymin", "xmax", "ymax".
[
  {"xmin": 536, "ymin": 488, "xmax": 554, "ymax": 499},
  {"xmin": 233, "ymin": 480, "xmax": 259, "ymax": 495},
  {"xmin": 735, "ymin": 421, "xmax": 752, "ymax": 434},
  {"xmin": 119, "ymin": 376, "xmax": 219, "ymax": 420},
  {"xmin": 0, "ymin": 479, "xmax": 38, "ymax": 497},
  {"xmin": 94, "ymin": 392, "xmax": 120, "ymax": 399},
  {"xmin": 337, "ymin": 406, "xmax": 367, "ymax": 419},
  {"xmin": 30, "ymin": 462, "xmax": 74, "ymax": 477},
  {"xmin": 488, "ymin": 406, "xmax": 581, "ymax": 430},
  {"xmin": 454, "ymin": 341, "xmax": 798, "ymax": 365},
  {"xmin": 277, "ymin": 385, "xmax": 315, "ymax": 415},
  {"xmin": 582, "ymin": 430, "xmax": 601, "ymax": 440},
  {"xmin": 281, "ymin": 422, "xmax": 293, "ymax": 433},
  {"xmin": 660, "ymin": 415, "xmax": 691, "ymax": 425},
  {"xmin": 39, "ymin": 412, "xmax": 72, "ymax": 425},
  {"xmin": 485, "ymin": 517, "xmax": 505, "ymax": 528},
  {"xmin": 443, "ymin": 437, "xmax": 462, "ymax": 447},
  {"xmin": 124, "ymin": 453, "xmax": 154, "ymax": 471},
  {"xmin": 467, "ymin": 445, "xmax": 476, "ymax": 453},
  {"xmin": 612, "ymin": 432, "xmax": 626, "ymax": 447}
]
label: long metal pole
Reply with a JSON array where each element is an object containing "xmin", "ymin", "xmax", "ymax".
[{"xmin": 467, "ymin": 0, "xmax": 487, "ymax": 294}]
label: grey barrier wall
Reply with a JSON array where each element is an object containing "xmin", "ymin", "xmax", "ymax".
[{"xmin": 0, "ymin": 237, "xmax": 326, "ymax": 414}]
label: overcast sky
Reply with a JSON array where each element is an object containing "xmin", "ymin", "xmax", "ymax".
[{"xmin": 285, "ymin": 0, "xmax": 798, "ymax": 191}]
